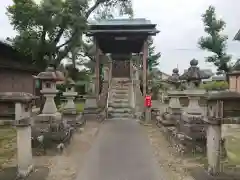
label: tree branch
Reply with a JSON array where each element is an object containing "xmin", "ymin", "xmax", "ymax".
[
  {"xmin": 85, "ymin": 0, "xmax": 104, "ymax": 19},
  {"xmin": 55, "ymin": 31, "xmax": 79, "ymax": 64},
  {"xmin": 53, "ymin": 26, "xmax": 65, "ymax": 45}
]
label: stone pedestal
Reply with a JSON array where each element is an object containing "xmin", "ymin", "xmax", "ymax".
[
  {"xmin": 181, "ymin": 89, "xmax": 206, "ymax": 140},
  {"xmin": 41, "ymin": 91, "xmax": 58, "ymax": 114},
  {"xmin": 17, "ymin": 125, "xmax": 33, "ymax": 177},
  {"xmin": 63, "ymin": 91, "xmax": 78, "ymax": 112},
  {"xmin": 83, "ymin": 95, "xmax": 100, "ymax": 121},
  {"xmin": 159, "ymin": 91, "xmax": 182, "ymax": 126}
]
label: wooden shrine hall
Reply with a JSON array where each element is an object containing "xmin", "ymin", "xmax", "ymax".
[{"xmin": 86, "ymin": 18, "xmax": 159, "ymax": 101}]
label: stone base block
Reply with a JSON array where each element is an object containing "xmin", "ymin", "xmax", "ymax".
[
  {"xmin": 159, "ymin": 112, "xmax": 178, "ymax": 126},
  {"xmin": 179, "ymin": 122, "xmax": 206, "ymax": 140},
  {"xmin": 18, "ymin": 164, "xmax": 34, "ymax": 178},
  {"xmin": 182, "ymin": 112, "xmax": 203, "ymax": 124},
  {"xmin": 34, "ymin": 112, "xmax": 62, "ymax": 124},
  {"xmin": 62, "ymin": 112, "xmax": 84, "ymax": 127}
]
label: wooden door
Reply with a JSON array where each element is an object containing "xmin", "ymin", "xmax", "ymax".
[{"xmin": 112, "ymin": 60, "xmax": 130, "ymax": 78}]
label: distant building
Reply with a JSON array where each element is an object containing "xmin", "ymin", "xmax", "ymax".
[
  {"xmin": 0, "ymin": 41, "xmax": 40, "ymax": 94},
  {"xmin": 152, "ymin": 68, "xmax": 170, "ymax": 80}
]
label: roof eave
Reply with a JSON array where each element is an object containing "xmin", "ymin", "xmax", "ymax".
[
  {"xmin": 86, "ymin": 29, "xmax": 159, "ymax": 37},
  {"xmin": 233, "ymin": 29, "xmax": 240, "ymax": 41}
]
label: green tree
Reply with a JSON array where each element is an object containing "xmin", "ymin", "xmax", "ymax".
[
  {"xmin": 148, "ymin": 37, "xmax": 161, "ymax": 71},
  {"xmin": 198, "ymin": 6, "xmax": 231, "ymax": 75},
  {"xmin": 7, "ymin": 0, "xmax": 133, "ymax": 70}
]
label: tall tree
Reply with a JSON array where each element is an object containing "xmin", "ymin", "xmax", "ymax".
[
  {"xmin": 7, "ymin": 0, "xmax": 133, "ymax": 70},
  {"xmin": 148, "ymin": 37, "xmax": 161, "ymax": 71},
  {"xmin": 198, "ymin": 5, "xmax": 231, "ymax": 75}
]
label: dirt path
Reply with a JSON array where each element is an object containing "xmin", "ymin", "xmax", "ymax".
[{"xmin": 143, "ymin": 123, "xmax": 199, "ymax": 180}]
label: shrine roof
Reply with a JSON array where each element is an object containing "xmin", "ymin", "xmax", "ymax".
[
  {"xmin": 86, "ymin": 18, "xmax": 159, "ymax": 54},
  {"xmin": 87, "ymin": 18, "xmax": 159, "ymax": 35}
]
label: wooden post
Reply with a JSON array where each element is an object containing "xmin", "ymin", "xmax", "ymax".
[
  {"xmin": 143, "ymin": 40, "xmax": 151, "ymax": 123},
  {"xmin": 143, "ymin": 40, "xmax": 148, "ymax": 98},
  {"xmin": 95, "ymin": 38, "xmax": 100, "ymax": 99}
]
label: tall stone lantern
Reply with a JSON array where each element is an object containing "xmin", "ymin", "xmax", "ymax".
[
  {"xmin": 179, "ymin": 59, "xmax": 210, "ymax": 139},
  {"xmin": 160, "ymin": 68, "xmax": 183, "ymax": 126},
  {"xmin": 35, "ymin": 64, "xmax": 64, "ymax": 115},
  {"xmin": 167, "ymin": 68, "xmax": 182, "ymax": 113}
]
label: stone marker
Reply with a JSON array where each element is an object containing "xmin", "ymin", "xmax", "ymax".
[{"xmin": 0, "ymin": 92, "xmax": 35, "ymax": 178}]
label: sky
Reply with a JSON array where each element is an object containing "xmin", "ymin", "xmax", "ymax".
[{"xmin": 1, "ymin": 0, "xmax": 240, "ymax": 74}]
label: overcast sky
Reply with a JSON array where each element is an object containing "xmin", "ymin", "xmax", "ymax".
[{"xmin": 1, "ymin": 0, "xmax": 240, "ymax": 74}]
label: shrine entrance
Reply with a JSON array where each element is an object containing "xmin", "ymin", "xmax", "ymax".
[{"xmin": 112, "ymin": 60, "xmax": 130, "ymax": 78}]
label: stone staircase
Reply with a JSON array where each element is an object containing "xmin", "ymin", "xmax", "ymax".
[{"xmin": 107, "ymin": 78, "xmax": 133, "ymax": 120}]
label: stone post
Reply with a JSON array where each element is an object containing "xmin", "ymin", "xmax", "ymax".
[
  {"xmin": 207, "ymin": 124, "xmax": 221, "ymax": 175},
  {"xmin": 0, "ymin": 92, "xmax": 35, "ymax": 178}
]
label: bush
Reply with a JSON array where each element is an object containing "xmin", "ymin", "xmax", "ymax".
[{"xmin": 200, "ymin": 81, "xmax": 228, "ymax": 91}]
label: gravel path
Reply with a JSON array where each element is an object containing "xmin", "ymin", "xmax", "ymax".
[{"xmin": 75, "ymin": 119, "xmax": 166, "ymax": 180}]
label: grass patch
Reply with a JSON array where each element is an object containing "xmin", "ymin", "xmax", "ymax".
[
  {"xmin": 58, "ymin": 102, "xmax": 85, "ymax": 113},
  {"xmin": 0, "ymin": 127, "xmax": 16, "ymax": 169},
  {"xmin": 225, "ymin": 135, "xmax": 240, "ymax": 164},
  {"xmin": 76, "ymin": 103, "xmax": 84, "ymax": 112}
]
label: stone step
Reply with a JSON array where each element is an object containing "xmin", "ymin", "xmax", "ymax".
[
  {"xmin": 111, "ymin": 94, "xmax": 129, "ymax": 99},
  {"xmin": 112, "ymin": 99, "xmax": 129, "ymax": 102},
  {"xmin": 108, "ymin": 113, "xmax": 132, "ymax": 118},
  {"xmin": 111, "ymin": 90, "xmax": 128, "ymax": 94},
  {"xmin": 107, "ymin": 117, "xmax": 132, "ymax": 121},
  {"xmin": 108, "ymin": 103, "xmax": 129, "ymax": 108},
  {"xmin": 108, "ymin": 107, "xmax": 132, "ymax": 113}
]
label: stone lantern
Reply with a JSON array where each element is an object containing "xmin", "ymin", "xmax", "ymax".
[
  {"xmin": 160, "ymin": 68, "xmax": 183, "ymax": 126},
  {"xmin": 35, "ymin": 64, "xmax": 62, "ymax": 114},
  {"xmin": 63, "ymin": 78, "xmax": 78, "ymax": 113},
  {"xmin": 179, "ymin": 59, "xmax": 210, "ymax": 139},
  {"xmin": 167, "ymin": 68, "xmax": 182, "ymax": 113}
]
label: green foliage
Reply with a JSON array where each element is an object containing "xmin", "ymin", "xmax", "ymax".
[
  {"xmin": 76, "ymin": 103, "xmax": 84, "ymax": 112},
  {"xmin": 7, "ymin": 0, "xmax": 133, "ymax": 70},
  {"xmin": 200, "ymin": 81, "xmax": 228, "ymax": 91},
  {"xmin": 198, "ymin": 6, "xmax": 232, "ymax": 74},
  {"xmin": 148, "ymin": 37, "xmax": 161, "ymax": 71}
]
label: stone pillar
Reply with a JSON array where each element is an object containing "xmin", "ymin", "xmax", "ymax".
[
  {"xmin": 207, "ymin": 124, "xmax": 221, "ymax": 175},
  {"xmin": 12, "ymin": 96, "xmax": 35, "ymax": 178}
]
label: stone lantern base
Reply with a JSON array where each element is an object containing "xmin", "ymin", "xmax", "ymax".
[{"xmin": 180, "ymin": 89, "xmax": 206, "ymax": 140}]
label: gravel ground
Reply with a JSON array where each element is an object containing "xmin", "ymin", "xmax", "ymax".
[{"xmin": 143, "ymin": 122, "xmax": 198, "ymax": 180}]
